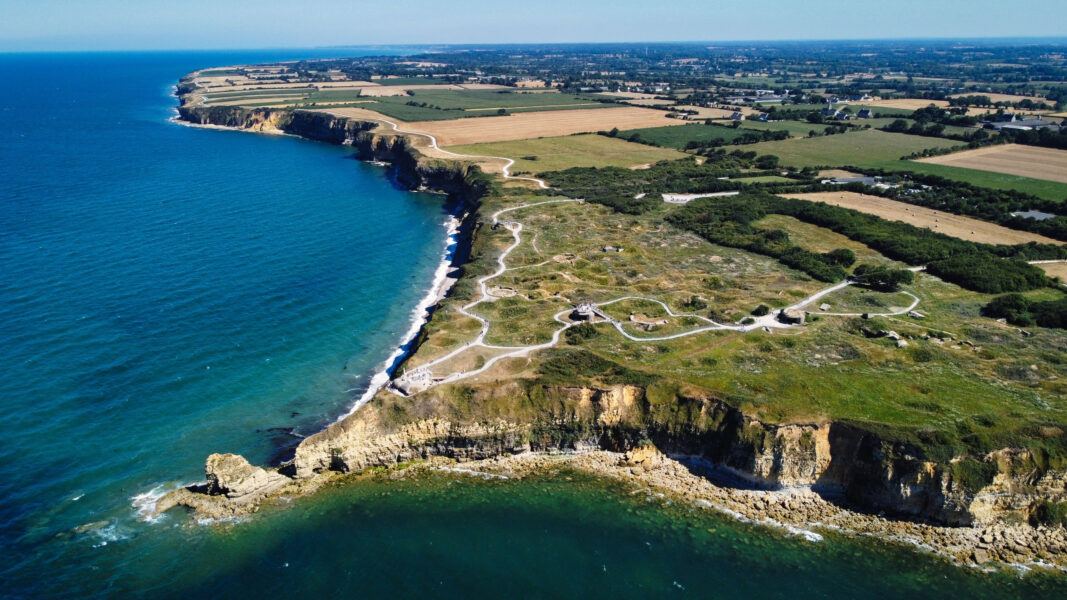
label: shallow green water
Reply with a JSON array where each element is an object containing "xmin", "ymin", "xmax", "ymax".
[{"xmin": 70, "ymin": 470, "xmax": 1065, "ymax": 599}]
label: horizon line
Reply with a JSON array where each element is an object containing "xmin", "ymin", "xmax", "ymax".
[{"xmin": 3, "ymin": 35, "xmax": 1067, "ymax": 55}]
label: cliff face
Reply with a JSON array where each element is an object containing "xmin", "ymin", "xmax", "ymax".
[
  {"xmin": 177, "ymin": 105, "xmax": 490, "ymax": 203},
  {"xmin": 285, "ymin": 383, "xmax": 1065, "ymax": 527}
]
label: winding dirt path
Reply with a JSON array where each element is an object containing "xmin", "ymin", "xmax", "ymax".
[{"xmin": 345, "ymin": 111, "xmax": 927, "ymax": 394}]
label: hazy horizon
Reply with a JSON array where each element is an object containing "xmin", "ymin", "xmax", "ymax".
[{"xmin": 3, "ymin": 0, "xmax": 1067, "ymax": 52}]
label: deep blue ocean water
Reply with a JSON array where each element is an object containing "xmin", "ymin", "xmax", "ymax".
[{"xmin": 1, "ymin": 51, "xmax": 1065, "ymax": 598}]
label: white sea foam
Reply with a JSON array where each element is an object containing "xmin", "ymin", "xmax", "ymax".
[
  {"xmin": 693, "ymin": 498, "xmax": 823, "ymax": 542},
  {"xmin": 90, "ymin": 523, "xmax": 131, "ymax": 548},
  {"xmin": 337, "ymin": 213, "xmax": 463, "ymax": 421},
  {"xmin": 431, "ymin": 466, "xmax": 509, "ymax": 480},
  {"xmin": 195, "ymin": 515, "xmax": 249, "ymax": 526},
  {"xmin": 131, "ymin": 482, "xmax": 196, "ymax": 523}
]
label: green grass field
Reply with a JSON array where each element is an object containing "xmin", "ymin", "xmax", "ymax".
[
  {"xmin": 614, "ymin": 123, "xmax": 760, "ymax": 149},
  {"xmin": 446, "ymin": 134, "xmax": 689, "ymax": 173},
  {"xmin": 204, "ymin": 88, "xmax": 618, "ymax": 121},
  {"xmin": 736, "ymin": 175, "xmax": 798, "ymax": 184},
  {"xmin": 745, "ymin": 129, "xmax": 959, "ymax": 168},
  {"xmin": 848, "ymin": 104, "xmax": 916, "ymax": 117},
  {"xmin": 373, "ymin": 77, "xmax": 446, "ymax": 86},
  {"xmin": 738, "ymin": 120, "xmax": 822, "ymax": 137}
]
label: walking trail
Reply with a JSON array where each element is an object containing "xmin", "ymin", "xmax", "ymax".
[{"xmin": 339, "ymin": 113, "xmax": 927, "ymax": 395}]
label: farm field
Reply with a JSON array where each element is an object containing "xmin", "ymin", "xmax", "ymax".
[
  {"xmin": 211, "ymin": 88, "xmax": 618, "ymax": 120},
  {"xmin": 859, "ymin": 98, "xmax": 950, "ymax": 110},
  {"xmin": 877, "ymin": 160, "xmax": 1067, "ymax": 201},
  {"xmin": 737, "ymin": 175, "xmax": 796, "ymax": 184},
  {"xmin": 846, "ymin": 104, "xmax": 916, "ymax": 117},
  {"xmin": 1037, "ymin": 262, "xmax": 1067, "ymax": 280},
  {"xmin": 401, "ymin": 106, "xmax": 686, "ymax": 145},
  {"xmin": 948, "ymin": 92, "xmax": 1050, "ymax": 104},
  {"xmin": 745, "ymin": 129, "xmax": 957, "ymax": 168},
  {"xmin": 914, "ymin": 144, "xmax": 1067, "ymax": 184},
  {"xmin": 446, "ymin": 134, "xmax": 688, "ymax": 173},
  {"xmin": 740, "ymin": 120, "xmax": 826, "ymax": 137},
  {"xmin": 781, "ymin": 191, "xmax": 1063, "ymax": 245},
  {"xmin": 676, "ymin": 105, "xmax": 761, "ymax": 118},
  {"xmin": 615, "ymin": 123, "xmax": 766, "ymax": 149}
]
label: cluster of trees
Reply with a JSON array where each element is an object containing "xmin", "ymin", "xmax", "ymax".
[
  {"xmin": 542, "ymin": 154, "xmax": 777, "ymax": 213},
  {"xmin": 925, "ymin": 255, "xmax": 1048, "ymax": 294},
  {"xmin": 755, "ymin": 193, "xmax": 1055, "ymax": 293},
  {"xmin": 909, "ymin": 105, "xmax": 979, "ymax": 127},
  {"xmin": 681, "ymin": 129, "xmax": 789, "ymax": 149},
  {"xmin": 665, "ymin": 197, "xmax": 853, "ymax": 283},
  {"xmin": 981, "ymin": 293, "xmax": 1067, "ymax": 329},
  {"xmin": 999, "ymin": 126, "xmax": 1067, "ymax": 151},
  {"xmin": 881, "ymin": 118, "xmax": 990, "ymax": 143},
  {"xmin": 844, "ymin": 173, "xmax": 1067, "ymax": 242},
  {"xmin": 948, "ymin": 94, "xmax": 1053, "ymax": 111},
  {"xmin": 851, "ymin": 264, "xmax": 915, "ymax": 291},
  {"xmin": 603, "ymin": 125, "xmax": 789, "ymax": 150}
]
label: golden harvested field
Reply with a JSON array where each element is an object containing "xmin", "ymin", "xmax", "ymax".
[
  {"xmin": 781, "ymin": 191, "xmax": 1063, "ymax": 246},
  {"xmin": 861, "ymin": 98, "xmax": 949, "ymax": 110},
  {"xmin": 402, "ymin": 106, "xmax": 686, "ymax": 145},
  {"xmin": 677, "ymin": 105, "xmax": 761, "ymax": 118},
  {"xmin": 915, "ymin": 144, "xmax": 1067, "ymax": 184},
  {"xmin": 446, "ymin": 134, "xmax": 688, "ymax": 173},
  {"xmin": 948, "ymin": 93, "xmax": 1049, "ymax": 104},
  {"xmin": 816, "ymin": 169, "xmax": 862, "ymax": 179},
  {"xmin": 207, "ymin": 96, "xmax": 306, "ymax": 106},
  {"xmin": 622, "ymin": 98, "xmax": 677, "ymax": 106},
  {"xmin": 597, "ymin": 91, "xmax": 661, "ymax": 99},
  {"xmin": 1038, "ymin": 262, "xmax": 1067, "ymax": 280}
]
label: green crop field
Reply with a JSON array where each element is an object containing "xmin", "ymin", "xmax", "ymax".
[
  {"xmin": 739, "ymin": 120, "xmax": 822, "ymax": 137},
  {"xmin": 373, "ymin": 77, "xmax": 446, "ymax": 86},
  {"xmin": 204, "ymin": 88, "xmax": 618, "ymax": 120},
  {"xmin": 736, "ymin": 175, "xmax": 797, "ymax": 184},
  {"xmin": 746, "ymin": 129, "xmax": 959, "ymax": 167},
  {"xmin": 878, "ymin": 160, "xmax": 1067, "ymax": 202},
  {"xmin": 447, "ymin": 134, "xmax": 688, "ymax": 173},
  {"xmin": 614, "ymin": 123, "xmax": 761, "ymax": 149},
  {"xmin": 847, "ymin": 104, "xmax": 916, "ymax": 117}
]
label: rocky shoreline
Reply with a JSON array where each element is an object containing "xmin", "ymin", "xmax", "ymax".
[{"xmin": 155, "ymin": 444, "xmax": 1067, "ymax": 573}]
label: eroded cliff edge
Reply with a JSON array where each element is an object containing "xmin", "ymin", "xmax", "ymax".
[{"xmin": 168, "ymin": 101, "xmax": 1067, "ymax": 569}]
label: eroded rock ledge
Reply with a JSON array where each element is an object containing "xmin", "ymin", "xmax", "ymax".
[{"xmin": 157, "ymin": 384, "xmax": 1067, "ymax": 569}]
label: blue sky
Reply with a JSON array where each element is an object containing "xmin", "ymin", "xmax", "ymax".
[{"xmin": 2, "ymin": 0, "xmax": 1065, "ymax": 51}]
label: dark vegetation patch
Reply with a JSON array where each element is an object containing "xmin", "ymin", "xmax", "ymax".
[
  {"xmin": 537, "ymin": 348, "xmax": 658, "ymax": 387},
  {"xmin": 982, "ymin": 293, "xmax": 1067, "ymax": 329}
]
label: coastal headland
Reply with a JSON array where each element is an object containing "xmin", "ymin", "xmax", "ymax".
[{"xmin": 161, "ymin": 53, "xmax": 1067, "ymax": 573}]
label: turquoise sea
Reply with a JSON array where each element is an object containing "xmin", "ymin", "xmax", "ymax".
[{"xmin": 1, "ymin": 51, "xmax": 1064, "ymax": 598}]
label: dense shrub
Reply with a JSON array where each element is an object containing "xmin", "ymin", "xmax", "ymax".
[
  {"xmin": 1030, "ymin": 500, "xmax": 1067, "ymax": 527},
  {"xmin": 564, "ymin": 323, "xmax": 601, "ymax": 344},
  {"xmin": 537, "ymin": 349, "xmax": 657, "ymax": 387},
  {"xmin": 852, "ymin": 263, "xmax": 915, "ymax": 291},
  {"xmin": 823, "ymin": 248, "xmax": 856, "ymax": 267},
  {"xmin": 926, "ymin": 255, "xmax": 1048, "ymax": 294},
  {"xmin": 950, "ymin": 457, "xmax": 998, "ymax": 494},
  {"xmin": 982, "ymin": 293, "xmax": 1067, "ymax": 329}
]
